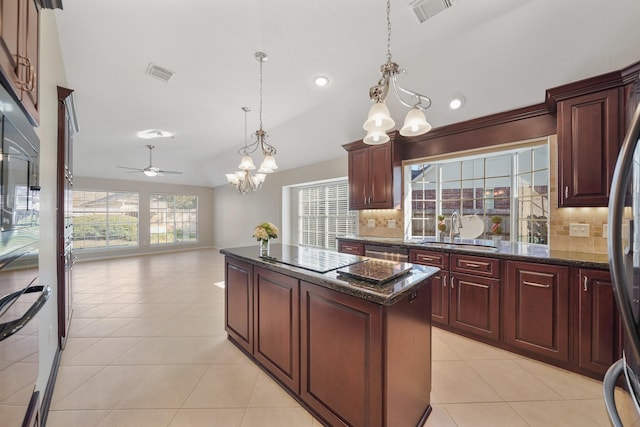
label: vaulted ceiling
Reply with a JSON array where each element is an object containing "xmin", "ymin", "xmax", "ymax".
[{"xmin": 53, "ymin": 0, "xmax": 640, "ymax": 187}]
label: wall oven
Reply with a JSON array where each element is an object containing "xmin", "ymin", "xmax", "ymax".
[{"xmin": 0, "ymin": 104, "xmax": 48, "ymax": 426}]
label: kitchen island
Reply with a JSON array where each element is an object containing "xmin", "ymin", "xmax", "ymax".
[{"xmin": 220, "ymin": 244, "xmax": 439, "ymax": 427}]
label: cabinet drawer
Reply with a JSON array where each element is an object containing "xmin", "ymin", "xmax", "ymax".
[
  {"xmin": 451, "ymin": 254, "xmax": 499, "ymax": 278},
  {"xmin": 409, "ymin": 249, "xmax": 449, "ymax": 269},
  {"xmin": 337, "ymin": 241, "xmax": 364, "ymax": 256}
]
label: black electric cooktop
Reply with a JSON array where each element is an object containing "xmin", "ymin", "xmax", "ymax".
[{"xmin": 262, "ymin": 245, "xmax": 364, "ymax": 273}]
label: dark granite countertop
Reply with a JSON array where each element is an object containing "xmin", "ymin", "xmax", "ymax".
[
  {"xmin": 220, "ymin": 244, "xmax": 439, "ymax": 306},
  {"xmin": 337, "ymin": 236, "xmax": 610, "ymax": 270}
]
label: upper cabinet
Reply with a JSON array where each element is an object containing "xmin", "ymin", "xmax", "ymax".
[
  {"xmin": 343, "ymin": 132, "xmax": 400, "ymax": 210},
  {"xmin": 0, "ymin": 0, "xmax": 40, "ymax": 126},
  {"xmin": 557, "ymin": 88, "xmax": 621, "ymax": 207}
]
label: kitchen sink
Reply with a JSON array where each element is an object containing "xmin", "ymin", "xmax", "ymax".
[{"xmin": 419, "ymin": 241, "xmax": 499, "ymax": 252}]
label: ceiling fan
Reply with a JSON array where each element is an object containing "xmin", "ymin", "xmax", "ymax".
[{"xmin": 117, "ymin": 144, "xmax": 183, "ymax": 177}]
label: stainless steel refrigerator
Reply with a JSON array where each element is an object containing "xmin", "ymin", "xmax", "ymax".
[{"xmin": 605, "ymin": 102, "xmax": 640, "ymax": 425}]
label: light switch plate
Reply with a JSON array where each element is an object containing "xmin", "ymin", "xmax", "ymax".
[
  {"xmin": 569, "ymin": 223, "xmax": 590, "ymax": 238},
  {"xmin": 603, "ymin": 224, "xmax": 608, "ymax": 238},
  {"xmin": 387, "ymin": 219, "xmax": 396, "ymax": 229},
  {"xmin": 367, "ymin": 219, "xmax": 375, "ymax": 228}
]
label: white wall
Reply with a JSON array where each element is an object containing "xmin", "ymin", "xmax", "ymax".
[
  {"xmin": 35, "ymin": 10, "xmax": 67, "ymax": 394},
  {"xmin": 73, "ymin": 176, "xmax": 214, "ymax": 261},
  {"xmin": 213, "ymin": 156, "xmax": 347, "ymax": 249}
]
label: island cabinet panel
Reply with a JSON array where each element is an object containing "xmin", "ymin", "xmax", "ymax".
[
  {"xmin": 300, "ymin": 281, "xmax": 383, "ymax": 427},
  {"xmin": 253, "ymin": 267, "xmax": 300, "ymax": 393},
  {"xmin": 557, "ymin": 88, "xmax": 621, "ymax": 207},
  {"xmin": 450, "ymin": 273, "xmax": 500, "ymax": 340},
  {"xmin": 505, "ymin": 261, "xmax": 570, "ymax": 362},
  {"xmin": 577, "ymin": 268, "xmax": 621, "ymax": 376},
  {"xmin": 225, "ymin": 258, "xmax": 253, "ymax": 354},
  {"xmin": 410, "ymin": 249, "xmax": 450, "ymax": 326}
]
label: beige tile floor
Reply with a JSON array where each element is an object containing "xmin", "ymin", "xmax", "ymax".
[{"xmin": 46, "ymin": 248, "xmax": 640, "ymax": 427}]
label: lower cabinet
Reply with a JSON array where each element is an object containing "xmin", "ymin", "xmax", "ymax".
[
  {"xmin": 450, "ymin": 272, "xmax": 500, "ymax": 341},
  {"xmin": 577, "ymin": 268, "xmax": 621, "ymax": 376},
  {"xmin": 253, "ymin": 267, "xmax": 300, "ymax": 393},
  {"xmin": 410, "ymin": 249, "xmax": 449, "ymax": 326},
  {"xmin": 300, "ymin": 281, "xmax": 431, "ymax": 427},
  {"xmin": 505, "ymin": 261, "xmax": 570, "ymax": 362},
  {"xmin": 225, "ymin": 257, "xmax": 253, "ymax": 354}
]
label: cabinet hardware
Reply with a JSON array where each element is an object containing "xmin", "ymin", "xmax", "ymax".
[
  {"xmin": 418, "ymin": 255, "xmax": 435, "ymax": 262},
  {"xmin": 523, "ymin": 280, "xmax": 550, "ymax": 288},
  {"xmin": 583, "ymin": 276, "xmax": 588, "ymax": 292},
  {"xmin": 443, "ymin": 274, "xmax": 447, "ymax": 287},
  {"xmin": 16, "ymin": 54, "xmax": 35, "ymax": 92},
  {"xmin": 565, "ymin": 186, "xmax": 569, "ymax": 199},
  {"xmin": 451, "ymin": 275, "xmax": 454, "ymax": 289},
  {"xmin": 408, "ymin": 290, "xmax": 417, "ymax": 303},
  {"xmin": 462, "ymin": 261, "xmax": 488, "ymax": 268},
  {"xmin": 459, "ymin": 280, "xmax": 490, "ymax": 289}
]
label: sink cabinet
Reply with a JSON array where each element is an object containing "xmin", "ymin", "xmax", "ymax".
[
  {"xmin": 576, "ymin": 268, "xmax": 621, "ymax": 376},
  {"xmin": 505, "ymin": 261, "xmax": 570, "ymax": 362}
]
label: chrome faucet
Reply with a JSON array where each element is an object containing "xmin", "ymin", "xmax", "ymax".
[{"xmin": 450, "ymin": 211, "xmax": 463, "ymax": 241}]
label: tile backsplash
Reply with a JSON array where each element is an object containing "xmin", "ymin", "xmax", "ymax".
[{"xmin": 357, "ymin": 134, "xmax": 613, "ymax": 254}]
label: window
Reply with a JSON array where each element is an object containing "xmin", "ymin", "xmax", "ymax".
[
  {"xmin": 150, "ymin": 194, "xmax": 198, "ymax": 245},
  {"xmin": 408, "ymin": 143, "xmax": 549, "ymax": 244},
  {"xmin": 72, "ymin": 191, "xmax": 139, "ymax": 249},
  {"xmin": 298, "ymin": 181, "xmax": 357, "ymax": 250}
]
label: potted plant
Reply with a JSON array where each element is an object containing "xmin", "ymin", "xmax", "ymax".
[
  {"xmin": 437, "ymin": 215, "xmax": 447, "ymax": 241},
  {"xmin": 490, "ymin": 215, "xmax": 503, "ymax": 246}
]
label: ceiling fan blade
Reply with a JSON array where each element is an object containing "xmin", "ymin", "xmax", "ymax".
[
  {"xmin": 158, "ymin": 170, "xmax": 183, "ymax": 175},
  {"xmin": 118, "ymin": 166, "xmax": 144, "ymax": 171}
]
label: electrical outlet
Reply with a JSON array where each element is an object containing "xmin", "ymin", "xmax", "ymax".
[
  {"xmin": 569, "ymin": 223, "xmax": 590, "ymax": 238},
  {"xmin": 603, "ymin": 224, "xmax": 608, "ymax": 238},
  {"xmin": 387, "ymin": 219, "xmax": 396, "ymax": 229},
  {"xmin": 367, "ymin": 219, "xmax": 375, "ymax": 228}
]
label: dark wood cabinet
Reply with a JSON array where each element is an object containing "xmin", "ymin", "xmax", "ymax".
[
  {"xmin": 577, "ymin": 268, "xmax": 621, "ymax": 376},
  {"xmin": 56, "ymin": 86, "xmax": 77, "ymax": 349},
  {"xmin": 450, "ymin": 272, "xmax": 500, "ymax": 341},
  {"xmin": 253, "ymin": 267, "xmax": 299, "ymax": 393},
  {"xmin": 557, "ymin": 88, "xmax": 621, "ymax": 207},
  {"xmin": 225, "ymin": 257, "xmax": 254, "ymax": 354},
  {"xmin": 337, "ymin": 240, "xmax": 364, "ymax": 256},
  {"xmin": 345, "ymin": 140, "xmax": 396, "ymax": 210},
  {"xmin": 300, "ymin": 280, "xmax": 431, "ymax": 427},
  {"xmin": 410, "ymin": 249, "xmax": 450, "ymax": 326},
  {"xmin": 505, "ymin": 261, "xmax": 570, "ymax": 362},
  {"xmin": 0, "ymin": 0, "xmax": 39, "ymax": 125}
]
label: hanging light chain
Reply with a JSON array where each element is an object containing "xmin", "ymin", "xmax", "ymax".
[{"xmin": 386, "ymin": 0, "xmax": 392, "ymax": 63}]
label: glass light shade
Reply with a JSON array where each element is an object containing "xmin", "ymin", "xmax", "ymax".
[
  {"xmin": 363, "ymin": 129, "xmax": 390, "ymax": 145},
  {"xmin": 238, "ymin": 155, "xmax": 256, "ymax": 170},
  {"xmin": 363, "ymin": 102, "xmax": 395, "ymax": 132},
  {"xmin": 226, "ymin": 173, "xmax": 239, "ymax": 184},
  {"xmin": 143, "ymin": 169, "xmax": 158, "ymax": 177},
  {"xmin": 259, "ymin": 155, "xmax": 278, "ymax": 172},
  {"xmin": 399, "ymin": 108, "xmax": 432, "ymax": 137},
  {"xmin": 254, "ymin": 173, "xmax": 266, "ymax": 183},
  {"xmin": 235, "ymin": 171, "xmax": 246, "ymax": 179}
]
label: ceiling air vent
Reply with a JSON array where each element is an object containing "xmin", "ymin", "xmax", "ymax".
[
  {"xmin": 145, "ymin": 63, "xmax": 174, "ymax": 83},
  {"xmin": 410, "ymin": 0, "xmax": 456, "ymax": 23}
]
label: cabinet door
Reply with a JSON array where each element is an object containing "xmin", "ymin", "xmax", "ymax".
[
  {"xmin": 505, "ymin": 262, "xmax": 569, "ymax": 361},
  {"xmin": 450, "ymin": 272, "xmax": 500, "ymax": 340},
  {"xmin": 558, "ymin": 88, "xmax": 620, "ymax": 207},
  {"xmin": 368, "ymin": 143, "xmax": 393, "ymax": 208},
  {"xmin": 19, "ymin": 0, "xmax": 38, "ymax": 122},
  {"xmin": 0, "ymin": 0, "xmax": 20, "ymax": 99},
  {"xmin": 225, "ymin": 257, "xmax": 253, "ymax": 354},
  {"xmin": 253, "ymin": 267, "xmax": 300, "ymax": 393},
  {"xmin": 300, "ymin": 281, "xmax": 383, "ymax": 427},
  {"xmin": 348, "ymin": 147, "xmax": 369, "ymax": 209},
  {"xmin": 578, "ymin": 269, "xmax": 621, "ymax": 376},
  {"xmin": 410, "ymin": 250, "xmax": 450, "ymax": 325}
]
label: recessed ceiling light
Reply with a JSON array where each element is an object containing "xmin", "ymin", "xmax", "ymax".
[
  {"xmin": 314, "ymin": 76, "xmax": 330, "ymax": 87},
  {"xmin": 136, "ymin": 129, "xmax": 174, "ymax": 139},
  {"xmin": 448, "ymin": 95, "xmax": 465, "ymax": 110}
]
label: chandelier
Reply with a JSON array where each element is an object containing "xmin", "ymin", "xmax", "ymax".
[
  {"xmin": 363, "ymin": 0, "xmax": 432, "ymax": 145},
  {"xmin": 226, "ymin": 52, "xmax": 278, "ymax": 194}
]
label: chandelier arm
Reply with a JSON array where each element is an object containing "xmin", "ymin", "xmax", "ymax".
[{"xmin": 391, "ymin": 74, "xmax": 432, "ymax": 109}]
